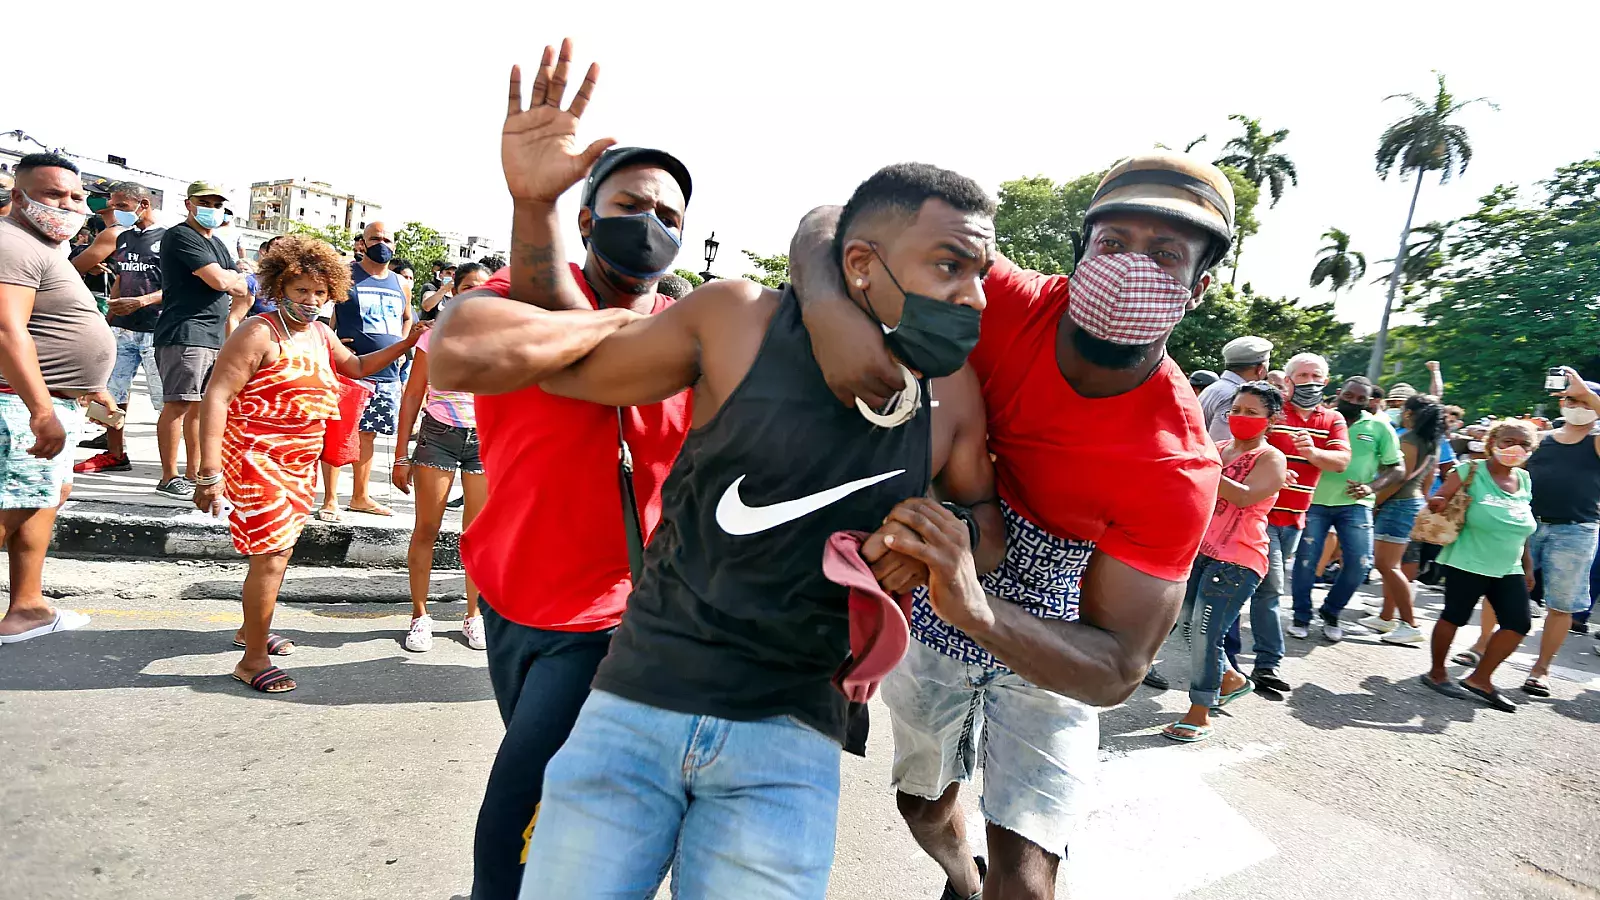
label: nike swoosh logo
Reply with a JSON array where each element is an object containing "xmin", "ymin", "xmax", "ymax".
[{"xmin": 715, "ymin": 470, "xmax": 906, "ymax": 536}]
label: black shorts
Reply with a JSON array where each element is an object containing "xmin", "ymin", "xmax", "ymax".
[
  {"xmin": 1441, "ymin": 566, "xmax": 1532, "ymax": 635},
  {"xmin": 412, "ymin": 411, "xmax": 482, "ymax": 474}
]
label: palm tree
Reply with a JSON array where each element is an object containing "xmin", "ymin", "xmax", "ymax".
[
  {"xmin": 1370, "ymin": 221, "xmax": 1451, "ymax": 294},
  {"xmin": 1215, "ymin": 114, "xmax": 1298, "ymax": 285},
  {"xmin": 1369, "ymin": 73, "xmax": 1494, "ymax": 381},
  {"xmin": 1309, "ymin": 228, "xmax": 1367, "ymax": 302}
]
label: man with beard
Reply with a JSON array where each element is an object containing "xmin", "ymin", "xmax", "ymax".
[
  {"xmin": 1288, "ymin": 376, "xmax": 1403, "ymax": 642},
  {"xmin": 788, "ymin": 151, "xmax": 1228, "ymax": 899}
]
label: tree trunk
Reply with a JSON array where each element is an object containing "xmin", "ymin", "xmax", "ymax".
[
  {"xmin": 1368, "ymin": 171, "xmax": 1425, "ymax": 382},
  {"xmin": 1230, "ymin": 227, "xmax": 1246, "ymax": 286}
]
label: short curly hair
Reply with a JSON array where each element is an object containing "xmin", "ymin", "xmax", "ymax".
[
  {"xmin": 257, "ymin": 235, "xmax": 352, "ymax": 301},
  {"xmin": 1484, "ymin": 417, "xmax": 1541, "ymax": 454}
]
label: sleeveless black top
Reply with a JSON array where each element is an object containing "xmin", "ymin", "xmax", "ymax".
[
  {"xmin": 592, "ymin": 288, "xmax": 933, "ymax": 745},
  {"xmin": 1528, "ymin": 432, "xmax": 1600, "ymax": 523}
]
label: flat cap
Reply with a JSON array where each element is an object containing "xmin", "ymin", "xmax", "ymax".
[{"xmin": 1222, "ymin": 335, "xmax": 1273, "ymax": 366}]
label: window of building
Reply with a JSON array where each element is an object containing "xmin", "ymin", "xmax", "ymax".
[{"xmin": 298, "ymin": 207, "xmax": 305, "ymax": 217}]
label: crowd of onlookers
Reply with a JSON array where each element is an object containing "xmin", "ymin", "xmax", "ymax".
[{"xmin": 1161, "ymin": 339, "xmax": 1600, "ymax": 735}]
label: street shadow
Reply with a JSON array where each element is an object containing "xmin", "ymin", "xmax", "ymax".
[
  {"xmin": 1549, "ymin": 689, "xmax": 1600, "ymax": 724},
  {"xmin": 0, "ymin": 627, "xmax": 492, "ymax": 706},
  {"xmin": 1286, "ymin": 673, "xmax": 1482, "ymax": 735},
  {"xmin": 1098, "ymin": 693, "xmax": 1178, "ymax": 753},
  {"xmin": 180, "ymin": 572, "xmax": 468, "ymax": 604}
]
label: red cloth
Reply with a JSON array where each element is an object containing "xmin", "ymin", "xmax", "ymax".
[
  {"xmin": 1266, "ymin": 404, "xmax": 1350, "ymax": 528},
  {"xmin": 460, "ymin": 265, "xmax": 692, "ymax": 631},
  {"xmin": 966, "ymin": 256, "xmax": 1222, "ymax": 582},
  {"xmin": 823, "ymin": 531, "xmax": 912, "ymax": 703}
]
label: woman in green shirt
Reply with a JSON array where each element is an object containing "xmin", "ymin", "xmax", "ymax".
[{"xmin": 1421, "ymin": 419, "xmax": 1539, "ymax": 712}]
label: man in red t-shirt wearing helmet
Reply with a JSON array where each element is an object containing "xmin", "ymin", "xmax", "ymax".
[
  {"xmin": 789, "ymin": 151, "xmax": 1228, "ymax": 900},
  {"xmin": 429, "ymin": 45, "xmax": 694, "ymax": 900}
]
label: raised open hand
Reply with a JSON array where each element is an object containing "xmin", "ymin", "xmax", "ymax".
[{"xmin": 502, "ymin": 38, "xmax": 617, "ymax": 204}]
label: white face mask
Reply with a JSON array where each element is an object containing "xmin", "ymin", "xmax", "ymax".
[{"xmin": 1564, "ymin": 406, "xmax": 1599, "ymax": 428}]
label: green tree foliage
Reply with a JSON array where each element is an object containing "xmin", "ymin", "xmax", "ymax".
[
  {"xmin": 1215, "ymin": 114, "xmax": 1296, "ymax": 285},
  {"xmin": 672, "ymin": 269, "xmax": 704, "ymax": 287},
  {"xmin": 993, "ymin": 172, "xmax": 1102, "ymax": 274},
  {"xmin": 286, "ymin": 221, "xmax": 355, "ymax": 253},
  {"xmin": 394, "ymin": 222, "xmax": 449, "ymax": 302},
  {"xmin": 1309, "ymin": 228, "xmax": 1367, "ymax": 294},
  {"xmin": 742, "ymin": 250, "xmax": 790, "ymax": 288},
  {"xmin": 1399, "ymin": 157, "xmax": 1600, "ymax": 417},
  {"xmin": 1220, "ymin": 166, "xmax": 1261, "ymax": 276},
  {"xmin": 1168, "ymin": 282, "xmax": 1353, "ymax": 373},
  {"xmin": 1370, "ymin": 221, "xmax": 1450, "ymax": 308}
]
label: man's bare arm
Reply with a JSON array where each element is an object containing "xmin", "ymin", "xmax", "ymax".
[
  {"xmin": 538, "ymin": 282, "xmax": 723, "ymax": 407},
  {"xmin": 788, "ymin": 205, "xmax": 904, "ymax": 409},
  {"xmin": 429, "ymin": 288, "xmax": 637, "ymax": 394},
  {"xmin": 508, "ymin": 201, "xmax": 590, "ymax": 311},
  {"xmin": 71, "ymin": 226, "xmax": 120, "ymax": 275}
]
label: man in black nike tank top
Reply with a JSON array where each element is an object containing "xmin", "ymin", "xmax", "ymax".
[{"xmin": 497, "ymin": 82, "xmax": 1005, "ymax": 898}]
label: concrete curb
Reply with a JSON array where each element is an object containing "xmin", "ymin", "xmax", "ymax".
[{"xmin": 52, "ymin": 500, "xmax": 459, "ymax": 568}]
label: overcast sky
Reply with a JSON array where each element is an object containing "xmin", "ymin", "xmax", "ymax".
[{"xmin": 13, "ymin": 0, "xmax": 1596, "ymax": 333}]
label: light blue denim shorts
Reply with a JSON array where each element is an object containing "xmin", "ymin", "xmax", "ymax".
[{"xmin": 1530, "ymin": 522, "xmax": 1600, "ymax": 614}]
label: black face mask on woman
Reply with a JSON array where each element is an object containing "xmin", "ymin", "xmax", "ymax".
[{"xmin": 861, "ymin": 245, "xmax": 981, "ymax": 378}]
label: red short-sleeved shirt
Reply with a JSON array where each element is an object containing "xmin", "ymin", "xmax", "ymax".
[
  {"xmin": 966, "ymin": 257, "xmax": 1222, "ymax": 582},
  {"xmin": 460, "ymin": 265, "xmax": 692, "ymax": 631},
  {"xmin": 1266, "ymin": 404, "xmax": 1350, "ymax": 528}
]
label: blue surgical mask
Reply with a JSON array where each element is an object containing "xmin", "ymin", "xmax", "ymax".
[
  {"xmin": 113, "ymin": 209, "xmax": 139, "ymax": 228},
  {"xmin": 193, "ymin": 206, "xmax": 225, "ymax": 229}
]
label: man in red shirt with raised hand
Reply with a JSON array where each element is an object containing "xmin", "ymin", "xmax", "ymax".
[
  {"xmin": 789, "ymin": 151, "xmax": 1228, "ymax": 900},
  {"xmin": 428, "ymin": 43, "xmax": 693, "ymax": 900}
]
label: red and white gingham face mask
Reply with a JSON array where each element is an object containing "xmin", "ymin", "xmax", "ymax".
[{"xmin": 1067, "ymin": 252, "xmax": 1193, "ymax": 345}]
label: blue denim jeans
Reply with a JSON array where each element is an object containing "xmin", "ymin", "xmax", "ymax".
[
  {"xmin": 519, "ymin": 690, "xmax": 842, "ymax": 900},
  {"xmin": 107, "ymin": 327, "xmax": 163, "ymax": 413},
  {"xmin": 1292, "ymin": 503, "xmax": 1374, "ymax": 626},
  {"xmin": 1226, "ymin": 524, "xmax": 1298, "ymax": 670},
  {"xmin": 1529, "ymin": 522, "xmax": 1600, "ymax": 614},
  {"xmin": 1180, "ymin": 555, "xmax": 1262, "ymax": 707}
]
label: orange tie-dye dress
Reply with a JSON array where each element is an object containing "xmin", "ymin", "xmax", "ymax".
[{"xmin": 222, "ymin": 315, "xmax": 341, "ymax": 556}]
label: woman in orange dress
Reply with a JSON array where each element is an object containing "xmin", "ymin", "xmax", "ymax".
[{"xmin": 194, "ymin": 237, "xmax": 425, "ymax": 693}]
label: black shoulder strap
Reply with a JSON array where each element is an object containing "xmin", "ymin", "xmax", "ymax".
[{"xmin": 582, "ymin": 271, "xmax": 647, "ymax": 582}]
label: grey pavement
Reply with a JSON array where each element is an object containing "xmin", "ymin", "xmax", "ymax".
[{"xmin": 2, "ymin": 556, "xmax": 1599, "ymax": 900}]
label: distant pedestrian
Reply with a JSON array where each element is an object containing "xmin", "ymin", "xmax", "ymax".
[
  {"xmin": 0, "ymin": 153, "xmax": 117, "ymax": 644},
  {"xmin": 1198, "ymin": 335, "xmax": 1272, "ymax": 443},
  {"xmin": 1361, "ymin": 393, "xmax": 1444, "ymax": 644},
  {"xmin": 477, "ymin": 255, "xmax": 506, "ymax": 273},
  {"xmin": 1188, "ymin": 369, "xmax": 1218, "ymax": 394},
  {"xmin": 654, "ymin": 272, "xmax": 694, "ymax": 300},
  {"xmin": 392, "ymin": 263, "xmax": 491, "ymax": 653},
  {"xmin": 194, "ymin": 236, "xmax": 425, "ymax": 692}
]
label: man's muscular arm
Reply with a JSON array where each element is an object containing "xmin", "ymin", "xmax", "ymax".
[
  {"xmin": 430, "ymin": 287, "xmax": 636, "ymax": 394},
  {"xmin": 507, "ymin": 199, "xmax": 591, "ymax": 311},
  {"xmin": 886, "ymin": 504, "xmax": 1180, "ymax": 708}
]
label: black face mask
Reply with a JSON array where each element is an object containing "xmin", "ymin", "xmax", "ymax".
[
  {"xmin": 587, "ymin": 209, "xmax": 681, "ymax": 279},
  {"xmin": 862, "ymin": 246, "xmax": 982, "ymax": 378},
  {"xmin": 363, "ymin": 242, "xmax": 394, "ymax": 265},
  {"xmin": 1336, "ymin": 399, "xmax": 1365, "ymax": 420}
]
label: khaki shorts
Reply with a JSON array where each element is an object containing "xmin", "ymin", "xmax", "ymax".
[{"xmin": 155, "ymin": 345, "xmax": 218, "ymax": 402}]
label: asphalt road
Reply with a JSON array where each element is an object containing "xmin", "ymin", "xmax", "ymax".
[{"xmin": 2, "ymin": 556, "xmax": 1598, "ymax": 900}]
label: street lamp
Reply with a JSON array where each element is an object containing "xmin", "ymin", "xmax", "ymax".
[{"xmin": 700, "ymin": 231, "xmax": 719, "ymax": 282}]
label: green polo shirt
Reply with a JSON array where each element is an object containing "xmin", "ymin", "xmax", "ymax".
[{"xmin": 1311, "ymin": 411, "xmax": 1402, "ymax": 507}]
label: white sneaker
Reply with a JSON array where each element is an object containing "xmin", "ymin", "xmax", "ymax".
[
  {"xmin": 1324, "ymin": 622, "xmax": 1346, "ymax": 642},
  {"xmin": 1287, "ymin": 623, "xmax": 1310, "ymax": 639},
  {"xmin": 463, "ymin": 614, "xmax": 486, "ymax": 651},
  {"xmin": 1359, "ymin": 615, "xmax": 1399, "ymax": 634},
  {"xmin": 404, "ymin": 615, "xmax": 434, "ymax": 652},
  {"xmin": 1382, "ymin": 622, "xmax": 1426, "ymax": 644}
]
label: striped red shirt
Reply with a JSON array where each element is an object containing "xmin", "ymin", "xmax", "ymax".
[{"xmin": 1267, "ymin": 404, "xmax": 1350, "ymax": 528}]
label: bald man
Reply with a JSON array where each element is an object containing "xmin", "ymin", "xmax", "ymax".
[{"xmin": 325, "ymin": 221, "xmax": 414, "ymax": 518}]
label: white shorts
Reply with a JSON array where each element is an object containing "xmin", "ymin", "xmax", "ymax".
[{"xmin": 882, "ymin": 638, "xmax": 1098, "ymax": 857}]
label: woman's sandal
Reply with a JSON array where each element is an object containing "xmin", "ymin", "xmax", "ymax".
[
  {"xmin": 1451, "ymin": 649, "xmax": 1482, "ymax": 667},
  {"xmin": 1459, "ymin": 680, "xmax": 1517, "ymax": 712},
  {"xmin": 315, "ymin": 508, "xmax": 343, "ymax": 524},
  {"xmin": 1214, "ymin": 678, "xmax": 1255, "ymax": 709},
  {"xmin": 1162, "ymin": 722, "xmax": 1212, "ymax": 743},
  {"xmin": 233, "ymin": 633, "xmax": 295, "ymax": 656},
  {"xmin": 1521, "ymin": 676, "xmax": 1551, "ymax": 698},
  {"xmin": 233, "ymin": 665, "xmax": 296, "ymax": 694}
]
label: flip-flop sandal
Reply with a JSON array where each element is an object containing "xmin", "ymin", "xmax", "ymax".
[
  {"xmin": 315, "ymin": 508, "xmax": 343, "ymax": 524},
  {"xmin": 1162, "ymin": 722, "xmax": 1212, "ymax": 743},
  {"xmin": 1521, "ymin": 676, "xmax": 1551, "ymax": 698},
  {"xmin": 346, "ymin": 503, "xmax": 394, "ymax": 517},
  {"xmin": 1418, "ymin": 673, "xmax": 1469, "ymax": 699},
  {"xmin": 0, "ymin": 608, "xmax": 90, "ymax": 643},
  {"xmin": 1459, "ymin": 680, "xmax": 1517, "ymax": 712},
  {"xmin": 1214, "ymin": 678, "xmax": 1255, "ymax": 709},
  {"xmin": 233, "ymin": 665, "xmax": 296, "ymax": 694},
  {"xmin": 1451, "ymin": 650, "xmax": 1482, "ymax": 667},
  {"xmin": 232, "ymin": 633, "xmax": 295, "ymax": 656}
]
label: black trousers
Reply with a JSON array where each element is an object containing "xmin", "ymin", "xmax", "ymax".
[
  {"xmin": 471, "ymin": 601, "xmax": 615, "ymax": 900},
  {"xmin": 1441, "ymin": 566, "xmax": 1532, "ymax": 636}
]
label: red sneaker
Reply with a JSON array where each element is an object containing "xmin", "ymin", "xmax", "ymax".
[{"xmin": 74, "ymin": 452, "xmax": 132, "ymax": 474}]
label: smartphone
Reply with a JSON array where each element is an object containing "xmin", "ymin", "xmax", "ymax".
[{"xmin": 86, "ymin": 400, "xmax": 125, "ymax": 429}]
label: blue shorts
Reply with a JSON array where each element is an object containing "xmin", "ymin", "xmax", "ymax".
[
  {"xmin": 0, "ymin": 395, "xmax": 83, "ymax": 509},
  {"xmin": 1374, "ymin": 497, "xmax": 1426, "ymax": 544},
  {"xmin": 357, "ymin": 379, "xmax": 402, "ymax": 435},
  {"xmin": 883, "ymin": 638, "xmax": 1097, "ymax": 857},
  {"xmin": 1530, "ymin": 522, "xmax": 1600, "ymax": 614}
]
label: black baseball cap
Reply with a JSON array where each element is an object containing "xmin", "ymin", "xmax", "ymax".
[{"xmin": 580, "ymin": 147, "xmax": 692, "ymax": 210}]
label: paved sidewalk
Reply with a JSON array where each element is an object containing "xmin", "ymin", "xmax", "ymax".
[{"xmin": 61, "ymin": 370, "xmax": 462, "ymax": 566}]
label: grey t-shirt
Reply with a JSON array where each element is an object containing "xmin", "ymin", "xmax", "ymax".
[{"xmin": 0, "ymin": 217, "xmax": 116, "ymax": 393}]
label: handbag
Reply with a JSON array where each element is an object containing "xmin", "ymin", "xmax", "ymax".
[{"xmin": 1409, "ymin": 460, "xmax": 1478, "ymax": 546}]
